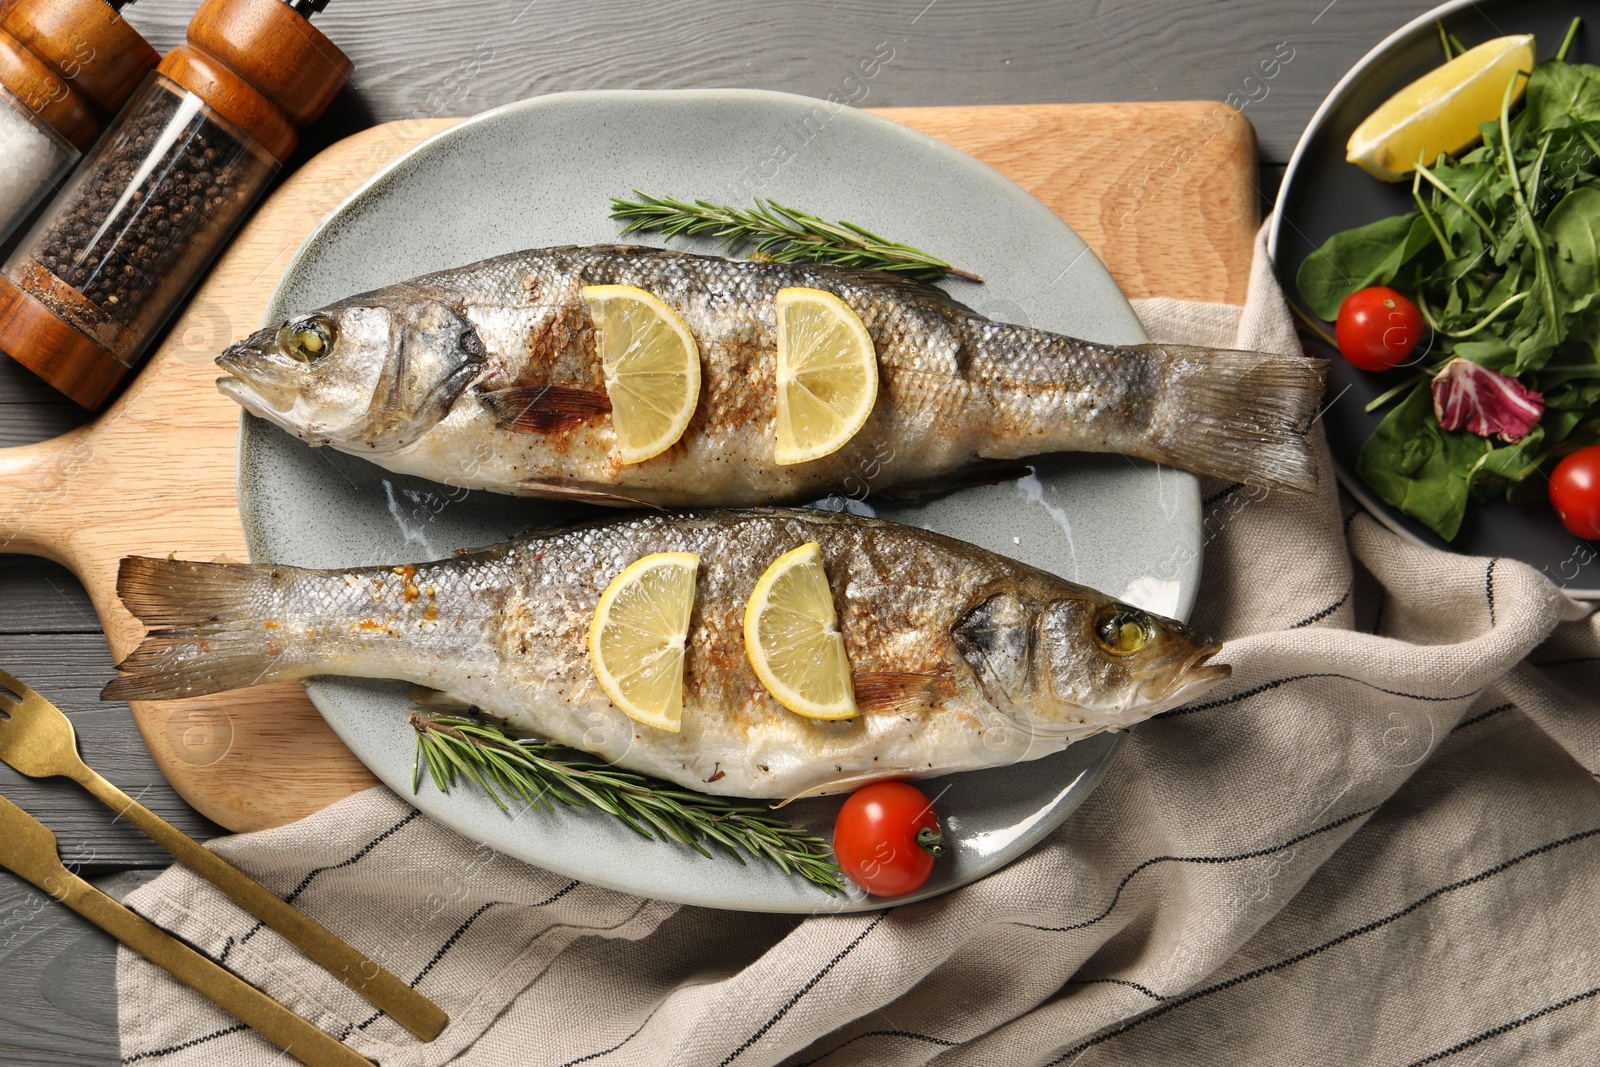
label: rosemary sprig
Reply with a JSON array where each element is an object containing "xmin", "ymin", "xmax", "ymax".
[
  {"xmin": 410, "ymin": 713, "xmax": 845, "ymax": 894},
  {"xmin": 609, "ymin": 190, "xmax": 983, "ymax": 283}
]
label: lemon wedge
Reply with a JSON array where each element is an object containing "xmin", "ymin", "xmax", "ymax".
[
  {"xmin": 581, "ymin": 285, "xmax": 701, "ymax": 464},
  {"xmin": 773, "ymin": 287, "xmax": 878, "ymax": 465},
  {"xmin": 588, "ymin": 551, "xmax": 700, "ymax": 731},
  {"xmin": 743, "ymin": 542, "xmax": 856, "ymax": 719},
  {"xmin": 1347, "ymin": 34, "xmax": 1535, "ymax": 181}
]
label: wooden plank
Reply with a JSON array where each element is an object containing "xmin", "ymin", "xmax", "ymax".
[
  {"xmin": 0, "ymin": 633, "xmax": 222, "ymax": 868},
  {"xmin": 0, "ymin": 559, "xmax": 100, "ymax": 636},
  {"xmin": 0, "ymin": 358, "xmax": 86, "ymax": 448},
  {"xmin": 0, "ymin": 871, "xmax": 158, "ymax": 1067},
  {"xmin": 0, "ymin": 103, "xmax": 1262, "ymax": 834},
  {"xmin": 111, "ymin": 0, "xmax": 1446, "ymax": 165}
]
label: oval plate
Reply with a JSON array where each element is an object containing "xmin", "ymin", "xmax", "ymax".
[
  {"xmin": 239, "ymin": 89, "xmax": 1202, "ymax": 912},
  {"xmin": 1270, "ymin": 0, "xmax": 1600, "ymax": 597}
]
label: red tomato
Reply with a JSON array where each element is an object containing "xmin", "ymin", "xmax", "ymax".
[
  {"xmin": 1335, "ymin": 286, "xmax": 1424, "ymax": 371},
  {"xmin": 1550, "ymin": 447, "xmax": 1600, "ymax": 540},
  {"xmin": 833, "ymin": 781, "xmax": 946, "ymax": 897}
]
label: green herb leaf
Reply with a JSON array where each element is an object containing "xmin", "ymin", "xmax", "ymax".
[
  {"xmin": 1356, "ymin": 383, "xmax": 1489, "ymax": 541},
  {"xmin": 1296, "ymin": 214, "xmax": 1433, "ymax": 320},
  {"xmin": 1472, "ymin": 425, "xmax": 1546, "ymax": 496},
  {"xmin": 609, "ymin": 191, "xmax": 981, "ymax": 283},
  {"xmin": 1547, "ymin": 186, "xmax": 1600, "ymax": 312},
  {"xmin": 409, "ymin": 714, "xmax": 846, "ymax": 894},
  {"xmin": 1524, "ymin": 59, "xmax": 1600, "ymax": 131}
]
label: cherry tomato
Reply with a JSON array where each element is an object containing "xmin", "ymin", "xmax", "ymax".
[
  {"xmin": 1335, "ymin": 286, "xmax": 1424, "ymax": 371},
  {"xmin": 1550, "ymin": 447, "xmax": 1600, "ymax": 540},
  {"xmin": 833, "ymin": 781, "xmax": 946, "ymax": 897}
]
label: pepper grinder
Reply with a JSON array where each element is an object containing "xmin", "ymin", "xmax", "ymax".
[
  {"xmin": 0, "ymin": 0, "xmax": 158, "ymax": 246},
  {"xmin": 0, "ymin": 0, "xmax": 351, "ymax": 410}
]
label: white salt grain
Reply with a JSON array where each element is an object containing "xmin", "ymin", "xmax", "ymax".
[{"xmin": 0, "ymin": 89, "xmax": 76, "ymax": 244}]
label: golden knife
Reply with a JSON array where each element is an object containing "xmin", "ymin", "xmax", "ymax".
[
  {"xmin": 0, "ymin": 668, "xmax": 447, "ymax": 1041},
  {"xmin": 0, "ymin": 791, "xmax": 374, "ymax": 1067}
]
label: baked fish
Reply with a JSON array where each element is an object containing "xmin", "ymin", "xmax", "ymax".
[
  {"xmin": 105, "ymin": 509, "xmax": 1228, "ymax": 798},
  {"xmin": 216, "ymin": 245, "xmax": 1325, "ymax": 507}
]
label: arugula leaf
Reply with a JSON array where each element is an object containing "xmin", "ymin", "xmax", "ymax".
[
  {"xmin": 1473, "ymin": 426, "xmax": 1546, "ymax": 496},
  {"xmin": 1451, "ymin": 337, "xmax": 1517, "ymax": 368}
]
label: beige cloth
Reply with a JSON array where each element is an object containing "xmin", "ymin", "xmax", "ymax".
[{"xmin": 118, "ymin": 231, "xmax": 1600, "ymax": 1066}]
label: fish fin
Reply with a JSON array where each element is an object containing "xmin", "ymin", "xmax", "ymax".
[
  {"xmin": 517, "ymin": 480, "xmax": 661, "ymax": 509},
  {"xmin": 852, "ymin": 671, "xmax": 942, "ymax": 714},
  {"xmin": 772, "ymin": 767, "xmax": 919, "ymax": 808},
  {"xmin": 479, "ymin": 384, "xmax": 612, "ymax": 433},
  {"xmin": 104, "ymin": 557, "xmax": 290, "ymax": 701},
  {"xmin": 866, "ymin": 462, "xmax": 1030, "ymax": 502},
  {"xmin": 1147, "ymin": 344, "xmax": 1328, "ymax": 494},
  {"xmin": 406, "ymin": 685, "xmax": 474, "ymax": 712}
]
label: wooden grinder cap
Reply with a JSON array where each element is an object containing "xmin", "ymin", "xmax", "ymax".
[
  {"xmin": 0, "ymin": 0, "xmax": 159, "ymax": 118},
  {"xmin": 0, "ymin": 25, "xmax": 98, "ymax": 148},
  {"xmin": 159, "ymin": 0, "xmax": 352, "ymax": 163}
]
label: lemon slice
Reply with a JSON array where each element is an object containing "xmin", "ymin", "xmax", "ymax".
[
  {"xmin": 743, "ymin": 542, "xmax": 856, "ymax": 719},
  {"xmin": 588, "ymin": 551, "xmax": 700, "ymax": 731},
  {"xmin": 581, "ymin": 285, "xmax": 702, "ymax": 464},
  {"xmin": 773, "ymin": 287, "xmax": 878, "ymax": 465},
  {"xmin": 1347, "ymin": 34, "xmax": 1535, "ymax": 181}
]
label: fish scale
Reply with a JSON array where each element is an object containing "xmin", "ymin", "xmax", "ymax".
[{"xmin": 106, "ymin": 508, "xmax": 1230, "ymax": 799}]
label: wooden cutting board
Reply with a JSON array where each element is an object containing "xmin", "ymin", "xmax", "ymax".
[{"xmin": 0, "ymin": 102, "xmax": 1259, "ymax": 833}]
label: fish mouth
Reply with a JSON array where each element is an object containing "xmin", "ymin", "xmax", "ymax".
[
  {"xmin": 216, "ymin": 352, "xmax": 297, "ymax": 414},
  {"xmin": 1133, "ymin": 638, "xmax": 1230, "ymax": 716},
  {"xmin": 1185, "ymin": 638, "xmax": 1231, "ymax": 686}
]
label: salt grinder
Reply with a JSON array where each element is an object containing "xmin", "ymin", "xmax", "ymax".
[
  {"xmin": 0, "ymin": 0, "xmax": 157, "ymax": 246},
  {"xmin": 0, "ymin": 0, "xmax": 351, "ymax": 410}
]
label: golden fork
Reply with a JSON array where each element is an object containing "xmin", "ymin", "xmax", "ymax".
[
  {"xmin": 0, "ymin": 667, "xmax": 448, "ymax": 1042},
  {"xmin": 0, "ymin": 791, "xmax": 374, "ymax": 1067}
]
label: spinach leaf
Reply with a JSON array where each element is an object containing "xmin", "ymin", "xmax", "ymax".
[
  {"xmin": 1547, "ymin": 186, "xmax": 1600, "ymax": 312},
  {"xmin": 1524, "ymin": 60, "xmax": 1600, "ymax": 130},
  {"xmin": 1296, "ymin": 214, "xmax": 1433, "ymax": 320},
  {"xmin": 1356, "ymin": 382, "xmax": 1490, "ymax": 541}
]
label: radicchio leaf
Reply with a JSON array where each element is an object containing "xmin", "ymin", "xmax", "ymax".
[{"xmin": 1430, "ymin": 358, "xmax": 1543, "ymax": 442}]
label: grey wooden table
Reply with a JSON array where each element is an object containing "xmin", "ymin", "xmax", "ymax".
[{"xmin": 0, "ymin": 0, "xmax": 1449, "ymax": 1061}]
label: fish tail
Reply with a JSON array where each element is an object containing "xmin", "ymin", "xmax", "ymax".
[
  {"xmin": 104, "ymin": 556, "xmax": 295, "ymax": 701},
  {"xmin": 1148, "ymin": 345, "xmax": 1326, "ymax": 493}
]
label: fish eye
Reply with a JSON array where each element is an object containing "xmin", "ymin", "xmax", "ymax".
[
  {"xmin": 277, "ymin": 316, "xmax": 335, "ymax": 364},
  {"xmin": 1094, "ymin": 607, "xmax": 1151, "ymax": 656}
]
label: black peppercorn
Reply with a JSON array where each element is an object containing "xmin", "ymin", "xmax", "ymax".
[{"xmin": 7, "ymin": 76, "xmax": 275, "ymax": 356}]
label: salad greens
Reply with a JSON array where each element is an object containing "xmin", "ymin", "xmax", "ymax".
[{"xmin": 1297, "ymin": 20, "xmax": 1600, "ymax": 540}]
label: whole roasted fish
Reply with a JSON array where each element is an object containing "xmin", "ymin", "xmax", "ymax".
[
  {"xmin": 216, "ymin": 245, "xmax": 1325, "ymax": 507},
  {"xmin": 106, "ymin": 509, "xmax": 1228, "ymax": 798}
]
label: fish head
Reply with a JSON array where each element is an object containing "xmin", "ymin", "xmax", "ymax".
[
  {"xmin": 215, "ymin": 294, "xmax": 488, "ymax": 452},
  {"xmin": 953, "ymin": 588, "xmax": 1229, "ymax": 735}
]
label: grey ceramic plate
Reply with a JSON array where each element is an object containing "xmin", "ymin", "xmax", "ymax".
[
  {"xmin": 1270, "ymin": 0, "xmax": 1599, "ymax": 597},
  {"xmin": 238, "ymin": 89, "xmax": 1202, "ymax": 912}
]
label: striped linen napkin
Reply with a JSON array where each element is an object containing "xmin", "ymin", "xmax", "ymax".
[{"xmin": 117, "ymin": 228, "xmax": 1600, "ymax": 1066}]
